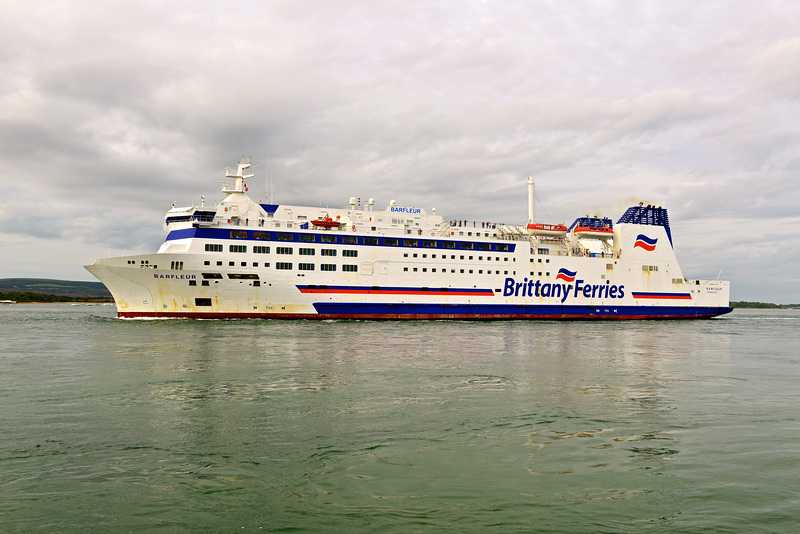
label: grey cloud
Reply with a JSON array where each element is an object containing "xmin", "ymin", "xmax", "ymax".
[{"xmin": 2, "ymin": 0, "xmax": 800, "ymax": 302}]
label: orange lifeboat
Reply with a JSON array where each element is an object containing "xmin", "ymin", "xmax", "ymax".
[
  {"xmin": 311, "ymin": 215, "xmax": 342, "ymax": 228},
  {"xmin": 526, "ymin": 223, "xmax": 568, "ymax": 237},
  {"xmin": 572, "ymin": 226, "xmax": 614, "ymax": 239}
]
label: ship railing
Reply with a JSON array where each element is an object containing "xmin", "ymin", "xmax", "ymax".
[
  {"xmin": 531, "ymin": 244, "xmax": 572, "ymax": 256},
  {"xmin": 448, "ymin": 220, "xmax": 499, "ymax": 231},
  {"xmin": 497, "ymin": 225, "xmax": 521, "ymax": 239},
  {"xmin": 432, "ymin": 222, "xmax": 452, "ymax": 236}
]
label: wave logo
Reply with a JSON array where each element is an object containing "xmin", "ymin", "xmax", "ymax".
[
  {"xmin": 634, "ymin": 234, "xmax": 657, "ymax": 251},
  {"xmin": 555, "ymin": 268, "xmax": 577, "ymax": 282}
]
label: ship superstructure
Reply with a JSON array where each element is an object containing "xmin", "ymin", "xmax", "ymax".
[{"xmin": 86, "ymin": 158, "xmax": 731, "ymax": 319}]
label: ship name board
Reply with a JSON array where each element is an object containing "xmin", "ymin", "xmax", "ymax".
[
  {"xmin": 390, "ymin": 206, "xmax": 422, "ymax": 214},
  {"xmin": 503, "ymin": 277, "xmax": 625, "ymax": 302}
]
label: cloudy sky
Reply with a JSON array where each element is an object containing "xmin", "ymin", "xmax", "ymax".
[{"xmin": 1, "ymin": 0, "xmax": 799, "ymax": 303}]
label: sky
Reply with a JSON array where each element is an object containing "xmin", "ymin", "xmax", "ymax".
[{"xmin": 1, "ymin": 0, "xmax": 799, "ymax": 303}]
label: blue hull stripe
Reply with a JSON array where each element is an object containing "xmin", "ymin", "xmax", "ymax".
[{"xmin": 311, "ymin": 302, "xmax": 733, "ymax": 319}]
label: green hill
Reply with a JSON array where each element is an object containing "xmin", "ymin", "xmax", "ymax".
[
  {"xmin": 1, "ymin": 279, "xmax": 795, "ymax": 307},
  {"xmin": 0, "ymin": 278, "xmax": 112, "ymax": 302},
  {"xmin": 730, "ymin": 301, "xmax": 799, "ymax": 309}
]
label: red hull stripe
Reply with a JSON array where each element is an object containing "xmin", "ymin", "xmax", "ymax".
[
  {"xmin": 631, "ymin": 292, "xmax": 692, "ymax": 300},
  {"xmin": 297, "ymin": 286, "xmax": 494, "ymax": 296},
  {"xmin": 118, "ymin": 311, "xmax": 727, "ymax": 320}
]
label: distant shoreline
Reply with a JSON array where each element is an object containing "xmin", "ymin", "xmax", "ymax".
[
  {"xmin": 0, "ymin": 278, "xmax": 112, "ymax": 302},
  {"xmin": 1, "ymin": 295, "xmax": 797, "ymax": 309},
  {"xmin": 730, "ymin": 301, "xmax": 799, "ymax": 309},
  {"xmin": 1, "ymin": 278, "xmax": 796, "ymax": 308},
  {"xmin": 0, "ymin": 292, "xmax": 113, "ymax": 304}
]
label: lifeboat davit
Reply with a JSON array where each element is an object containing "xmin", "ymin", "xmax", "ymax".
[
  {"xmin": 527, "ymin": 223, "xmax": 568, "ymax": 237},
  {"xmin": 572, "ymin": 226, "xmax": 614, "ymax": 239},
  {"xmin": 311, "ymin": 215, "xmax": 342, "ymax": 228}
]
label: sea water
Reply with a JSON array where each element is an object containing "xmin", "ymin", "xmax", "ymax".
[{"xmin": 1, "ymin": 305, "xmax": 798, "ymax": 533}]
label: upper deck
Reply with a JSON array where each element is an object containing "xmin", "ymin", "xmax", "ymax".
[{"xmin": 161, "ymin": 160, "xmax": 682, "ymax": 265}]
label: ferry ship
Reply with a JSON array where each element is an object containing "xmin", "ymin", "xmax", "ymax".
[{"xmin": 85, "ymin": 158, "xmax": 731, "ymax": 320}]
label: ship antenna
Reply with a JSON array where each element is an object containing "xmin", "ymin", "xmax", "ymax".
[
  {"xmin": 265, "ymin": 155, "xmax": 273, "ymax": 204},
  {"xmin": 527, "ymin": 177, "xmax": 554, "ymax": 223},
  {"xmin": 527, "ymin": 177, "xmax": 535, "ymax": 225}
]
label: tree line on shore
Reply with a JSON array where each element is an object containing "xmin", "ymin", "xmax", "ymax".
[
  {"xmin": 730, "ymin": 301, "xmax": 799, "ymax": 309},
  {"xmin": 0, "ymin": 291, "xmax": 112, "ymax": 303},
  {"xmin": 2, "ymin": 291, "xmax": 796, "ymax": 308}
]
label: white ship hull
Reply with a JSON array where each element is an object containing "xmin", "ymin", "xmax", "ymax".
[{"xmin": 86, "ymin": 160, "xmax": 731, "ymax": 320}]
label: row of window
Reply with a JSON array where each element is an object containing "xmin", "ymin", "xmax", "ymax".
[
  {"xmin": 204, "ymin": 243, "xmax": 359, "ymax": 257},
  {"xmin": 203, "ymin": 258, "xmax": 366, "ymax": 268},
  {"xmin": 277, "ymin": 263, "xmax": 358, "ymax": 272},
  {"xmin": 404, "ymin": 267, "xmax": 515, "ymax": 275},
  {"xmin": 195, "ymin": 266, "xmax": 531, "ymax": 285},
  {"xmin": 201, "ymin": 258, "xmax": 527, "ymax": 276},
  {"xmin": 200, "ymin": 263, "xmax": 359, "ymax": 274},
  {"xmin": 196, "ymin": 259, "xmax": 627, "ymax": 280},
  {"xmin": 128, "ymin": 260, "xmax": 156, "ymax": 269},
  {"xmin": 405, "ymin": 252, "xmax": 513, "ymax": 262},
  {"xmin": 195, "ymin": 231, "xmax": 516, "ymax": 252},
  {"xmin": 191, "ymin": 280, "xmax": 261, "ymax": 288}
]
